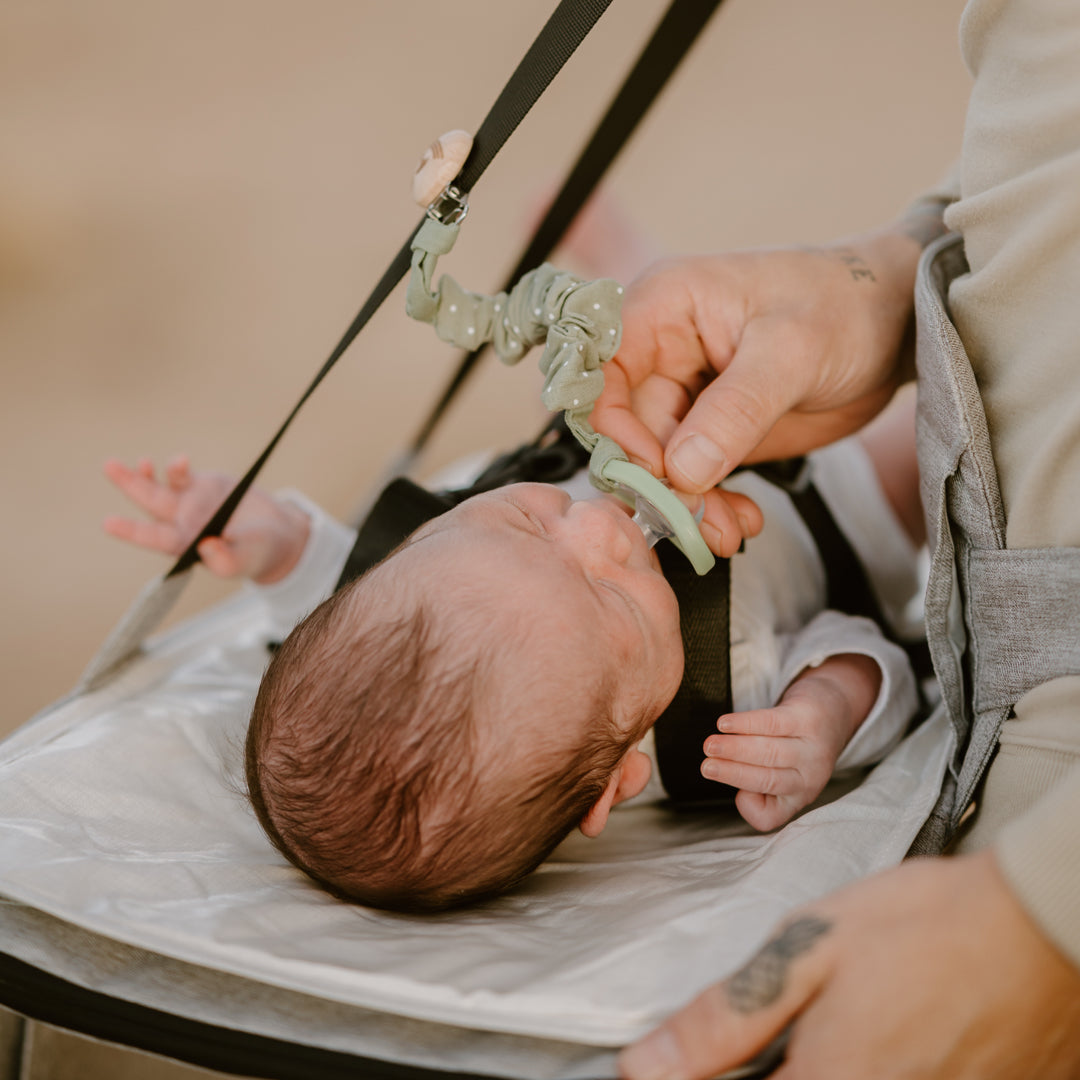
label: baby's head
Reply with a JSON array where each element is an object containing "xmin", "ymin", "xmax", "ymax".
[{"xmin": 245, "ymin": 483, "xmax": 684, "ymax": 912}]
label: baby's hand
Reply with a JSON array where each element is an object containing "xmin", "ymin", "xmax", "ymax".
[
  {"xmin": 700, "ymin": 653, "xmax": 881, "ymax": 832},
  {"xmin": 103, "ymin": 456, "xmax": 310, "ymax": 584}
]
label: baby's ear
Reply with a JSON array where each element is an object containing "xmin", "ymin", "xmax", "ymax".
[{"xmin": 579, "ymin": 747, "xmax": 652, "ymax": 838}]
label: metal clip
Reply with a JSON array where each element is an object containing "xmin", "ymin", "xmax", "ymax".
[{"xmin": 426, "ymin": 184, "xmax": 469, "ymax": 225}]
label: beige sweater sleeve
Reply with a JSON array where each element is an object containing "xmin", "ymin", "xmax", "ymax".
[
  {"xmin": 997, "ymin": 758, "xmax": 1080, "ymax": 970},
  {"xmin": 945, "ymin": 0, "xmax": 1080, "ymax": 968}
]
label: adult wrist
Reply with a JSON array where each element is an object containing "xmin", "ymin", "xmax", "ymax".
[{"xmin": 841, "ymin": 207, "xmax": 947, "ymax": 387}]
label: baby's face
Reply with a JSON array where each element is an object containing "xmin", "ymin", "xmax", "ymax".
[{"xmin": 382, "ymin": 483, "xmax": 685, "ymax": 739}]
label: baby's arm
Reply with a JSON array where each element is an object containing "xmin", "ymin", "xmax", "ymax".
[
  {"xmin": 702, "ymin": 652, "xmax": 881, "ymax": 832},
  {"xmin": 103, "ymin": 455, "xmax": 310, "ymax": 584}
]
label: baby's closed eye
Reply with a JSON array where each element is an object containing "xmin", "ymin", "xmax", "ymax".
[{"xmin": 504, "ymin": 499, "xmax": 549, "ymax": 538}]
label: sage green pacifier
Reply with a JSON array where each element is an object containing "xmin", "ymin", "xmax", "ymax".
[
  {"xmin": 404, "ymin": 170, "xmax": 715, "ymax": 575},
  {"xmin": 600, "ymin": 459, "xmax": 714, "ymax": 574}
]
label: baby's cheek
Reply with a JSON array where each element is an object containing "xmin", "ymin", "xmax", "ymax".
[{"xmin": 650, "ymin": 622, "xmax": 684, "ymax": 711}]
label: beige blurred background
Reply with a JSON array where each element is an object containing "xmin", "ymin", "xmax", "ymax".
[{"xmin": 2, "ymin": 0, "xmax": 966, "ymax": 1074}]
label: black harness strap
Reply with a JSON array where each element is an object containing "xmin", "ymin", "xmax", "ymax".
[
  {"xmin": 753, "ymin": 459, "xmax": 890, "ymax": 628},
  {"xmin": 752, "ymin": 458, "xmax": 933, "ymax": 683},
  {"xmin": 652, "ymin": 543, "xmax": 736, "ymax": 805}
]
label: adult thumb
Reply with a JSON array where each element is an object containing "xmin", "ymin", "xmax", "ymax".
[{"xmin": 664, "ymin": 321, "xmax": 805, "ymax": 491}]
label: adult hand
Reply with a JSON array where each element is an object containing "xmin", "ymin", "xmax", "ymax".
[
  {"xmin": 618, "ymin": 850, "xmax": 1080, "ymax": 1080},
  {"xmin": 591, "ymin": 224, "xmax": 923, "ymax": 497}
]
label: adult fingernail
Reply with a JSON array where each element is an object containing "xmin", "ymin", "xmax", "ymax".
[
  {"xmin": 618, "ymin": 1030, "xmax": 684, "ymax": 1080},
  {"xmin": 699, "ymin": 519, "xmax": 726, "ymax": 558},
  {"xmin": 674, "ymin": 490, "xmax": 704, "ymax": 516},
  {"xmin": 737, "ymin": 514, "xmax": 751, "ymax": 537},
  {"xmin": 670, "ymin": 435, "xmax": 726, "ymax": 489}
]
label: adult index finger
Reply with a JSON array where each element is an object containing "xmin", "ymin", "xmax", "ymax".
[{"xmin": 590, "ymin": 359, "xmax": 666, "ymax": 476}]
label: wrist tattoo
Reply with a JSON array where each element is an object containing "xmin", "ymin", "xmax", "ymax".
[
  {"xmin": 726, "ymin": 915, "xmax": 832, "ymax": 1014},
  {"xmin": 806, "ymin": 246, "xmax": 877, "ymax": 283},
  {"xmin": 900, "ymin": 197, "xmax": 951, "ymax": 249}
]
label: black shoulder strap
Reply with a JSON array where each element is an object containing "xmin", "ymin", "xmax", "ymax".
[
  {"xmin": 652, "ymin": 544, "xmax": 737, "ymax": 806},
  {"xmin": 752, "ymin": 458, "xmax": 933, "ymax": 681},
  {"xmin": 752, "ymin": 459, "xmax": 889, "ymax": 623}
]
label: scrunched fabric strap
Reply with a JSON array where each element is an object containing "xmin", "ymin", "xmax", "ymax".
[{"xmin": 406, "ymin": 218, "xmax": 628, "ymax": 491}]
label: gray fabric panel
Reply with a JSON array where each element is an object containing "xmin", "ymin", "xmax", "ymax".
[
  {"xmin": 912, "ymin": 234, "xmax": 1080, "ymax": 852},
  {"xmin": 968, "ymin": 546, "xmax": 1080, "ymax": 712},
  {"xmin": 915, "ymin": 236, "xmax": 978, "ymax": 765},
  {"xmin": 912, "ymin": 235, "xmax": 1011, "ymax": 844},
  {"xmin": 0, "ymin": 901, "xmax": 616, "ymax": 1080}
]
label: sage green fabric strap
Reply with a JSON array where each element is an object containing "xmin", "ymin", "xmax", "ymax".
[
  {"xmin": 407, "ymin": 218, "xmax": 627, "ymax": 489},
  {"xmin": 407, "ymin": 220, "xmax": 716, "ymax": 575}
]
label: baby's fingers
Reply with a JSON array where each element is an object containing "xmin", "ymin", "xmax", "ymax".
[
  {"xmin": 700, "ymin": 756, "xmax": 800, "ymax": 798},
  {"xmin": 104, "ymin": 459, "xmax": 179, "ymax": 521},
  {"xmin": 698, "ymin": 488, "xmax": 763, "ymax": 559},
  {"xmin": 704, "ymin": 733, "xmax": 798, "ymax": 771},
  {"xmin": 735, "ymin": 790, "xmax": 799, "ymax": 833},
  {"xmin": 165, "ymin": 454, "xmax": 193, "ymax": 492},
  {"xmin": 715, "ymin": 708, "xmax": 797, "ymax": 738},
  {"xmin": 103, "ymin": 515, "xmax": 183, "ymax": 555}
]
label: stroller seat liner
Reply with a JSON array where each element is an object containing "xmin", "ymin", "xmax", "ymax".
[{"xmin": 0, "ymin": 583, "xmax": 952, "ymax": 1061}]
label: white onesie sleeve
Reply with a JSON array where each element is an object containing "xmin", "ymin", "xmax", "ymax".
[
  {"xmin": 772, "ymin": 609, "xmax": 918, "ymax": 772},
  {"xmin": 245, "ymin": 490, "xmax": 357, "ymax": 641}
]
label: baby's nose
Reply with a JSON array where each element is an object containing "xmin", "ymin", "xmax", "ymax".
[{"xmin": 562, "ymin": 499, "xmax": 634, "ymax": 567}]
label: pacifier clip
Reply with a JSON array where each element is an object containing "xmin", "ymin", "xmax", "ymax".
[{"xmin": 405, "ymin": 139, "xmax": 715, "ymax": 576}]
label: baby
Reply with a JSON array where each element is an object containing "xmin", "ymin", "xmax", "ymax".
[{"xmin": 104, "ymin": 390, "xmax": 923, "ymax": 913}]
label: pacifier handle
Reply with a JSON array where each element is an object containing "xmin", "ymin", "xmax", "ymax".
[{"xmin": 600, "ymin": 459, "xmax": 715, "ymax": 576}]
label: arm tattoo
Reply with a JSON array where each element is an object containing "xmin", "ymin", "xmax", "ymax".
[
  {"xmin": 804, "ymin": 246, "xmax": 878, "ymax": 283},
  {"xmin": 726, "ymin": 915, "xmax": 832, "ymax": 1014},
  {"xmin": 833, "ymin": 248, "xmax": 877, "ymax": 283}
]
